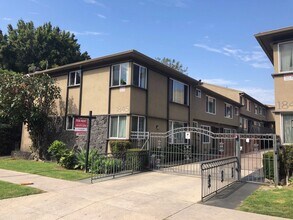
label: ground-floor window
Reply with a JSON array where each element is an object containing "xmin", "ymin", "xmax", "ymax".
[
  {"xmin": 193, "ymin": 121, "xmax": 198, "ymax": 128},
  {"xmin": 283, "ymin": 114, "xmax": 293, "ymax": 143},
  {"xmin": 223, "ymin": 128, "xmax": 231, "ymax": 133},
  {"xmin": 110, "ymin": 115, "xmax": 126, "ymax": 138},
  {"xmin": 66, "ymin": 115, "xmax": 74, "ymax": 130},
  {"xmin": 201, "ymin": 125, "xmax": 211, "ymax": 144},
  {"xmin": 169, "ymin": 120, "xmax": 187, "ymax": 144},
  {"xmin": 131, "ymin": 116, "xmax": 146, "ymax": 132}
]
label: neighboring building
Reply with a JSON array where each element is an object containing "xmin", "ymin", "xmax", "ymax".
[
  {"xmin": 255, "ymin": 26, "xmax": 293, "ymax": 144},
  {"xmin": 20, "ymin": 50, "xmax": 243, "ymax": 153},
  {"xmin": 202, "ymin": 83, "xmax": 274, "ymax": 133}
]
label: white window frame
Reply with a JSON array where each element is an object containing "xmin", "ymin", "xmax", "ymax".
[
  {"xmin": 170, "ymin": 78, "xmax": 189, "ymax": 105},
  {"xmin": 68, "ymin": 70, "xmax": 81, "ymax": 86},
  {"xmin": 201, "ymin": 125, "xmax": 211, "ymax": 144},
  {"xmin": 254, "ymin": 104, "xmax": 258, "ymax": 115},
  {"xmin": 66, "ymin": 115, "xmax": 74, "ymax": 130},
  {"xmin": 247, "ymin": 100, "xmax": 251, "ymax": 111},
  {"xmin": 195, "ymin": 88, "xmax": 201, "ymax": 98},
  {"xmin": 169, "ymin": 120, "xmax": 187, "ymax": 144},
  {"xmin": 193, "ymin": 121, "xmax": 199, "ymax": 128},
  {"xmin": 206, "ymin": 95, "xmax": 216, "ymax": 115},
  {"xmin": 235, "ymin": 107, "xmax": 239, "ymax": 116},
  {"xmin": 133, "ymin": 63, "xmax": 147, "ymax": 89},
  {"xmin": 224, "ymin": 103, "xmax": 233, "ymax": 119},
  {"xmin": 278, "ymin": 41, "xmax": 293, "ymax": 73},
  {"xmin": 111, "ymin": 63, "xmax": 129, "ymax": 87},
  {"xmin": 223, "ymin": 128, "xmax": 231, "ymax": 133},
  {"xmin": 109, "ymin": 115, "xmax": 127, "ymax": 139},
  {"xmin": 131, "ymin": 115, "xmax": 146, "ymax": 132}
]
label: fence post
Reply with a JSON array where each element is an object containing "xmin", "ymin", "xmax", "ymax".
[
  {"xmin": 85, "ymin": 110, "xmax": 92, "ymax": 173},
  {"xmin": 235, "ymin": 135, "xmax": 241, "ymax": 181},
  {"xmin": 273, "ymin": 135, "xmax": 279, "ymax": 186}
]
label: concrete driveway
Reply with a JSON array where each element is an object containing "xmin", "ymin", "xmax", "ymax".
[{"xmin": 0, "ymin": 169, "xmax": 285, "ymax": 220}]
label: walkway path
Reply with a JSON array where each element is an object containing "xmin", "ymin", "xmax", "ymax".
[{"xmin": 0, "ymin": 169, "xmax": 286, "ymax": 219}]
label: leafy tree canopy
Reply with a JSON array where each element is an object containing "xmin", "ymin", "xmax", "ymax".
[
  {"xmin": 156, "ymin": 57, "xmax": 188, "ymax": 74},
  {"xmin": 0, "ymin": 20, "xmax": 90, "ymax": 73},
  {"xmin": 0, "ymin": 69, "xmax": 61, "ymax": 159}
]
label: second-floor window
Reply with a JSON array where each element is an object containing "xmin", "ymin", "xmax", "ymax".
[
  {"xmin": 68, "ymin": 70, "xmax": 81, "ymax": 86},
  {"xmin": 254, "ymin": 104, "xmax": 258, "ymax": 114},
  {"xmin": 279, "ymin": 41, "xmax": 293, "ymax": 73},
  {"xmin": 195, "ymin": 89, "xmax": 201, "ymax": 98},
  {"xmin": 224, "ymin": 103, "xmax": 233, "ymax": 119},
  {"xmin": 235, "ymin": 107, "xmax": 239, "ymax": 116},
  {"xmin": 246, "ymin": 100, "xmax": 251, "ymax": 111},
  {"xmin": 112, "ymin": 63, "xmax": 128, "ymax": 86},
  {"xmin": 170, "ymin": 79, "xmax": 189, "ymax": 105},
  {"xmin": 133, "ymin": 63, "xmax": 147, "ymax": 89},
  {"xmin": 206, "ymin": 96, "xmax": 216, "ymax": 114}
]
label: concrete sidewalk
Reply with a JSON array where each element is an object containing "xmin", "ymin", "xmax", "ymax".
[{"xmin": 0, "ymin": 169, "xmax": 286, "ymax": 220}]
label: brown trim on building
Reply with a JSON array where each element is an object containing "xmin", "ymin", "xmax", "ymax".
[
  {"xmin": 78, "ymin": 67, "xmax": 83, "ymax": 115},
  {"xmin": 64, "ymin": 72, "xmax": 69, "ymax": 128},
  {"xmin": 167, "ymin": 77, "xmax": 170, "ymax": 129}
]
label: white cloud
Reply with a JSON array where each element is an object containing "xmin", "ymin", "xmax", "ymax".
[
  {"xmin": 84, "ymin": 0, "xmax": 106, "ymax": 7},
  {"xmin": 69, "ymin": 30, "xmax": 107, "ymax": 36},
  {"xmin": 2, "ymin": 17, "xmax": 12, "ymax": 21},
  {"xmin": 193, "ymin": 44, "xmax": 224, "ymax": 54},
  {"xmin": 194, "ymin": 43, "xmax": 272, "ymax": 69},
  {"xmin": 148, "ymin": 0, "xmax": 189, "ymax": 8},
  {"xmin": 203, "ymin": 78, "xmax": 238, "ymax": 86},
  {"xmin": 97, "ymin": 13, "xmax": 106, "ymax": 19},
  {"xmin": 237, "ymin": 87, "xmax": 274, "ymax": 104}
]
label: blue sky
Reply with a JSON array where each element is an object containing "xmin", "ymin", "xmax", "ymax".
[{"xmin": 1, "ymin": 0, "xmax": 293, "ymax": 104}]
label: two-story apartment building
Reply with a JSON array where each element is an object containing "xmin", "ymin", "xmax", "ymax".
[
  {"xmin": 20, "ymin": 50, "xmax": 242, "ymax": 153},
  {"xmin": 202, "ymin": 83, "xmax": 273, "ymax": 133},
  {"xmin": 256, "ymin": 26, "xmax": 293, "ymax": 144}
]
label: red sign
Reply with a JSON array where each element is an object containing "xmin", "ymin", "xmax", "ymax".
[{"xmin": 74, "ymin": 118, "xmax": 88, "ymax": 136}]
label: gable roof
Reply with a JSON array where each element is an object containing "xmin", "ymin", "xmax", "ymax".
[{"xmin": 202, "ymin": 82, "xmax": 268, "ymax": 107}]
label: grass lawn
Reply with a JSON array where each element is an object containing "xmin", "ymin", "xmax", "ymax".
[
  {"xmin": 0, "ymin": 180, "xmax": 43, "ymax": 200},
  {"xmin": 238, "ymin": 184, "xmax": 293, "ymax": 219},
  {"xmin": 0, "ymin": 158, "xmax": 90, "ymax": 181}
]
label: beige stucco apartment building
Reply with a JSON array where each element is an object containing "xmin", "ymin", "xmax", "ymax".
[
  {"xmin": 202, "ymin": 83, "xmax": 274, "ymax": 134},
  {"xmin": 20, "ymin": 50, "xmax": 273, "ymax": 152},
  {"xmin": 256, "ymin": 26, "xmax": 293, "ymax": 144}
]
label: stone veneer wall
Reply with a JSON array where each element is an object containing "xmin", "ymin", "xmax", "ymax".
[{"xmin": 48, "ymin": 115, "xmax": 108, "ymax": 153}]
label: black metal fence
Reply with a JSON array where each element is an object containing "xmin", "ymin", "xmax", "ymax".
[
  {"xmin": 201, "ymin": 156, "xmax": 239, "ymax": 202},
  {"xmin": 90, "ymin": 151, "xmax": 149, "ymax": 183}
]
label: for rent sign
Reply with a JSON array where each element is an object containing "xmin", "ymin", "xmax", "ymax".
[{"xmin": 74, "ymin": 118, "xmax": 88, "ymax": 136}]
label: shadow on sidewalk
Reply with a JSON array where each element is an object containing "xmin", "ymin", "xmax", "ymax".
[{"xmin": 203, "ymin": 182, "xmax": 260, "ymax": 209}]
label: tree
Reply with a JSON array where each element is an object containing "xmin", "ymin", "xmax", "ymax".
[
  {"xmin": 0, "ymin": 69, "xmax": 61, "ymax": 159},
  {"xmin": 156, "ymin": 57, "xmax": 188, "ymax": 74},
  {"xmin": 0, "ymin": 20, "xmax": 90, "ymax": 73}
]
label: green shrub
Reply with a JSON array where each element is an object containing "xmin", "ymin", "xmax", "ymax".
[
  {"xmin": 263, "ymin": 151, "xmax": 274, "ymax": 180},
  {"xmin": 104, "ymin": 158, "xmax": 123, "ymax": 173},
  {"xmin": 48, "ymin": 140, "xmax": 67, "ymax": 162},
  {"xmin": 280, "ymin": 144, "xmax": 293, "ymax": 183},
  {"xmin": 75, "ymin": 148, "xmax": 98, "ymax": 170},
  {"xmin": 59, "ymin": 150, "xmax": 76, "ymax": 169},
  {"xmin": 110, "ymin": 141, "xmax": 131, "ymax": 155},
  {"xmin": 92, "ymin": 155, "xmax": 122, "ymax": 174},
  {"xmin": 126, "ymin": 148, "xmax": 148, "ymax": 171}
]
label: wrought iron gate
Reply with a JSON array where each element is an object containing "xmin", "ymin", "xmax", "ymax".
[
  {"xmin": 238, "ymin": 133, "xmax": 278, "ymax": 184},
  {"xmin": 148, "ymin": 127, "xmax": 237, "ymax": 176}
]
